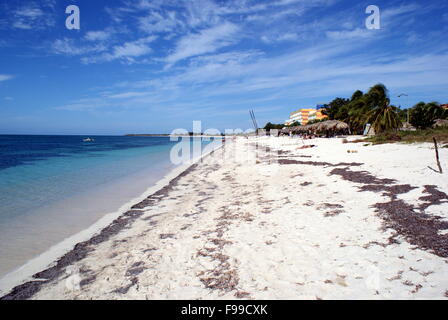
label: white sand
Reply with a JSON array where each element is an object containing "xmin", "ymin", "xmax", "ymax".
[{"xmin": 7, "ymin": 136, "xmax": 448, "ymax": 299}]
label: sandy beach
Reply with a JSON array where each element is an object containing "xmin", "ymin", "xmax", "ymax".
[{"xmin": 2, "ymin": 136, "xmax": 448, "ymax": 300}]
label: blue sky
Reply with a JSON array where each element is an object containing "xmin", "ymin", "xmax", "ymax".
[{"xmin": 0, "ymin": 0, "xmax": 447, "ymax": 135}]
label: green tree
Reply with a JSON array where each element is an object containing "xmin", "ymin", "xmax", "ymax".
[
  {"xmin": 307, "ymin": 119, "xmax": 325, "ymax": 125},
  {"xmin": 365, "ymin": 84, "xmax": 402, "ymax": 133},
  {"xmin": 350, "ymin": 90, "xmax": 364, "ymax": 101},
  {"xmin": 346, "ymin": 98, "xmax": 371, "ymax": 134},
  {"xmin": 409, "ymin": 102, "xmax": 447, "ymax": 129},
  {"xmin": 322, "ymin": 98, "xmax": 349, "ymax": 120},
  {"xmin": 397, "ymin": 108, "xmax": 409, "ymax": 123},
  {"xmin": 264, "ymin": 122, "xmax": 285, "ymax": 131},
  {"xmin": 287, "ymin": 121, "xmax": 300, "ymax": 127}
]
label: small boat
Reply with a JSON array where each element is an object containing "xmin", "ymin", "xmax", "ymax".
[{"xmin": 83, "ymin": 138, "xmax": 94, "ymax": 142}]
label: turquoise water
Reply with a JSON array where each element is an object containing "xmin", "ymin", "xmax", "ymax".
[{"xmin": 0, "ymin": 135, "xmax": 213, "ymax": 277}]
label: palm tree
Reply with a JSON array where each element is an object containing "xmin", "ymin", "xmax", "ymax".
[
  {"xmin": 365, "ymin": 84, "xmax": 402, "ymax": 133},
  {"xmin": 350, "ymin": 90, "xmax": 364, "ymax": 102},
  {"xmin": 410, "ymin": 102, "xmax": 446, "ymax": 128},
  {"xmin": 425, "ymin": 102, "xmax": 445, "ymax": 120},
  {"xmin": 347, "ymin": 98, "xmax": 371, "ymax": 134}
]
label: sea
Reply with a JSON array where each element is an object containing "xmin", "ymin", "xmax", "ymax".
[{"xmin": 0, "ymin": 134, "xmax": 217, "ymax": 281}]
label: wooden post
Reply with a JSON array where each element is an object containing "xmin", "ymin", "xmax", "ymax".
[{"xmin": 433, "ymin": 137, "xmax": 443, "ymax": 174}]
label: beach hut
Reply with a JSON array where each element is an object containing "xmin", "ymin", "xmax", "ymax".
[{"xmin": 433, "ymin": 119, "xmax": 448, "ymax": 128}]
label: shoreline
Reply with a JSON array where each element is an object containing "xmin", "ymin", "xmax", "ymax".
[
  {"xmin": 0, "ymin": 141, "xmax": 225, "ymax": 299},
  {"xmin": 2, "ymin": 136, "xmax": 448, "ymax": 299}
]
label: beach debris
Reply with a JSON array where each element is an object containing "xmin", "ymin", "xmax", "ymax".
[
  {"xmin": 125, "ymin": 262, "xmax": 145, "ymax": 277},
  {"xmin": 317, "ymin": 203, "xmax": 345, "ymax": 217},
  {"xmin": 278, "ymin": 159, "xmax": 363, "ymax": 167},
  {"xmin": 298, "ymin": 145, "xmax": 316, "ymax": 149},
  {"xmin": 112, "ymin": 277, "xmax": 138, "ymax": 294},
  {"xmin": 159, "ymin": 233, "xmax": 175, "ymax": 239},
  {"xmin": 418, "ymin": 185, "xmax": 448, "ymax": 211},
  {"xmin": 330, "ymin": 167, "xmax": 448, "ymax": 258},
  {"xmin": 433, "ymin": 137, "xmax": 443, "ymax": 174},
  {"xmin": 234, "ymin": 291, "xmax": 251, "ymax": 298}
]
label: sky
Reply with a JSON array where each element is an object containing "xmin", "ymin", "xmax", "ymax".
[{"xmin": 0, "ymin": 0, "xmax": 447, "ymax": 135}]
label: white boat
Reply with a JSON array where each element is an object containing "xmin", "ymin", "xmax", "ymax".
[{"xmin": 83, "ymin": 138, "xmax": 94, "ymax": 142}]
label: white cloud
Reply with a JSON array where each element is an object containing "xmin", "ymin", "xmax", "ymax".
[
  {"xmin": 382, "ymin": 3, "xmax": 420, "ymax": 20},
  {"xmin": 12, "ymin": 21, "xmax": 34, "ymax": 30},
  {"xmin": 81, "ymin": 36, "xmax": 157, "ymax": 64},
  {"xmin": 0, "ymin": 74, "xmax": 14, "ymax": 82},
  {"xmin": 138, "ymin": 11, "xmax": 184, "ymax": 34},
  {"xmin": 15, "ymin": 7, "xmax": 44, "ymax": 18},
  {"xmin": 11, "ymin": 2, "xmax": 55, "ymax": 30},
  {"xmin": 326, "ymin": 28, "xmax": 374, "ymax": 40},
  {"xmin": 63, "ymin": 35, "xmax": 448, "ymax": 115},
  {"xmin": 108, "ymin": 92, "xmax": 149, "ymax": 99},
  {"xmin": 261, "ymin": 32, "xmax": 300, "ymax": 43},
  {"xmin": 165, "ymin": 22, "xmax": 239, "ymax": 64},
  {"xmin": 113, "ymin": 42, "xmax": 151, "ymax": 57},
  {"xmin": 52, "ymin": 38, "xmax": 107, "ymax": 56},
  {"xmin": 85, "ymin": 30, "xmax": 112, "ymax": 42}
]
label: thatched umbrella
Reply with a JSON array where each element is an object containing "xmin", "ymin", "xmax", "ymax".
[
  {"xmin": 314, "ymin": 121, "xmax": 329, "ymax": 132},
  {"xmin": 303, "ymin": 124, "xmax": 312, "ymax": 132},
  {"xmin": 285, "ymin": 127, "xmax": 295, "ymax": 134},
  {"xmin": 309, "ymin": 120, "xmax": 350, "ymax": 134},
  {"xmin": 433, "ymin": 119, "xmax": 448, "ymax": 128},
  {"xmin": 331, "ymin": 120, "xmax": 350, "ymax": 131},
  {"xmin": 307, "ymin": 123, "xmax": 317, "ymax": 132}
]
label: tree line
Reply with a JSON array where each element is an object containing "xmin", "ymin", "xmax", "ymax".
[
  {"xmin": 263, "ymin": 83, "xmax": 447, "ymax": 134},
  {"xmin": 323, "ymin": 84, "xmax": 448, "ymax": 134}
]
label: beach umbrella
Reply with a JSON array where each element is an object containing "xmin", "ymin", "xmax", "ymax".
[
  {"xmin": 332, "ymin": 120, "xmax": 350, "ymax": 131},
  {"xmin": 314, "ymin": 121, "xmax": 329, "ymax": 132}
]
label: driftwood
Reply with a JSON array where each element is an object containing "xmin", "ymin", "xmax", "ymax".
[{"xmin": 433, "ymin": 137, "xmax": 443, "ymax": 174}]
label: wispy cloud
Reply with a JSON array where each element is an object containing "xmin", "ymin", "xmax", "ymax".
[
  {"xmin": 84, "ymin": 30, "xmax": 112, "ymax": 42},
  {"xmin": 52, "ymin": 38, "xmax": 107, "ymax": 56},
  {"xmin": 326, "ymin": 28, "xmax": 375, "ymax": 40},
  {"xmin": 108, "ymin": 91, "xmax": 150, "ymax": 99},
  {"xmin": 3, "ymin": 0, "xmax": 448, "ymax": 132},
  {"xmin": 10, "ymin": 1, "xmax": 55, "ymax": 30},
  {"xmin": 165, "ymin": 22, "xmax": 239, "ymax": 65},
  {"xmin": 138, "ymin": 10, "xmax": 184, "ymax": 34},
  {"xmin": 0, "ymin": 74, "xmax": 14, "ymax": 82},
  {"xmin": 81, "ymin": 36, "xmax": 157, "ymax": 64},
  {"xmin": 55, "ymin": 36, "xmax": 448, "ymax": 116}
]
